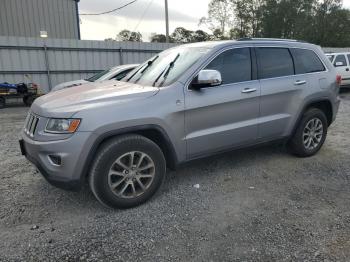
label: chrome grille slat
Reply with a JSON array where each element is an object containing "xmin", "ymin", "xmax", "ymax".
[{"xmin": 24, "ymin": 113, "xmax": 39, "ymax": 137}]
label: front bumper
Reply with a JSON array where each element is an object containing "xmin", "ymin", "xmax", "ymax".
[{"xmin": 20, "ymin": 131, "xmax": 95, "ymax": 191}]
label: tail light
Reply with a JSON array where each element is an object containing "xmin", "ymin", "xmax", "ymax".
[{"xmin": 336, "ymin": 75, "xmax": 342, "ymax": 86}]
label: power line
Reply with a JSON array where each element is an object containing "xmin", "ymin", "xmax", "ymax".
[
  {"xmin": 79, "ymin": 0, "xmax": 138, "ymax": 16},
  {"xmin": 133, "ymin": 0, "xmax": 154, "ymax": 32}
]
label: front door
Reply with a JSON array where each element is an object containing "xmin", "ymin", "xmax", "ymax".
[{"xmin": 184, "ymin": 47, "xmax": 260, "ymax": 159}]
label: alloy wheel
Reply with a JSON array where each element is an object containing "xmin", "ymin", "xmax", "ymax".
[
  {"xmin": 302, "ymin": 118, "xmax": 324, "ymax": 150},
  {"xmin": 108, "ymin": 151, "xmax": 155, "ymax": 199}
]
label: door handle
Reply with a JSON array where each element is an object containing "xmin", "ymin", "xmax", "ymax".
[
  {"xmin": 294, "ymin": 80, "xmax": 307, "ymax": 86},
  {"xmin": 346, "ymin": 68, "xmax": 349, "ymax": 71},
  {"xmin": 241, "ymin": 88, "xmax": 257, "ymax": 94}
]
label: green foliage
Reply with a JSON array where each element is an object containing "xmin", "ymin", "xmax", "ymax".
[
  {"xmin": 149, "ymin": 28, "xmax": 211, "ymax": 43},
  {"xmin": 150, "ymin": 33, "xmax": 167, "ymax": 43},
  {"xmin": 201, "ymin": 0, "xmax": 350, "ymax": 47},
  {"xmin": 117, "ymin": 30, "xmax": 143, "ymax": 42},
  {"xmin": 199, "ymin": 0, "xmax": 235, "ymax": 33}
]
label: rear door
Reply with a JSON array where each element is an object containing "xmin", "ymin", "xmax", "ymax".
[
  {"xmin": 185, "ymin": 47, "xmax": 260, "ymax": 158},
  {"xmin": 333, "ymin": 54, "xmax": 350, "ymax": 85},
  {"xmin": 256, "ymin": 47, "xmax": 310, "ymax": 139}
]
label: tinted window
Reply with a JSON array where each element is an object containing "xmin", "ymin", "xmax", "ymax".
[
  {"xmin": 334, "ymin": 55, "xmax": 347, "ymax": 67},
  {"xmin": 205, "ymin": 48, "xmax": 252, "ymax": 84},
  {"xmin": 257, "ymin": 48, "xmax": 294, "ymax": 79},
  {"xmin": 291, "ymin": 48, "xmax": 325, "ymax": 74},
  {"xmin": 347, "ymin": 54, "xmax": 350, "ymax": 65}
]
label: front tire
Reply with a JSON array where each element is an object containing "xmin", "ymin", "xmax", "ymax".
[
  {"xmin": 89, "ymin": 134, "xmax": 166, "ymax": 209},
  {"xmin": 288, "ymin": 108, "xmax": 328, "ymax": 157}
]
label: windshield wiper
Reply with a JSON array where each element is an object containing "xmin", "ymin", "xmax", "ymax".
[
  {"xmin": 126, "ymin": 55, "xmax": 159, "ymax": 82},
  {"xmin": 152, "ymin": 53, "xmax": 180, "ymax": 87}
]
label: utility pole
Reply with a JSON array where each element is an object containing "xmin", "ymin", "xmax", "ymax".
[{"xmin": 165, "ymin": 0, "xmax": 169, "ymax": 42}]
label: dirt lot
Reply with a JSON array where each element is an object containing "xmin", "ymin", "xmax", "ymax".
[{"xmin": 1, "ymin": 91, "xmax": 350, "ymax": 261}]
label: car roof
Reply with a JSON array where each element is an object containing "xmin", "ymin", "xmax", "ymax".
[
  {"xmin": 325, "ymin": 52, "xmax": 350, "ymax": 55},
  {"xmin": 174, "ymin": 38, "xmax": 320, "ymax": 51}
]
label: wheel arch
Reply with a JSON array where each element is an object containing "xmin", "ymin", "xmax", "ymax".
[
  {"xmin": 291, "ymin": 98, "xmax": 333, "ymax": 137},
  {"xmin": 304, "ymin": 99, "xmax": 333, "ymax": 126},
  {"xmin": 82, "ymin": 125, "xmax": 179, "ymax": 181}
]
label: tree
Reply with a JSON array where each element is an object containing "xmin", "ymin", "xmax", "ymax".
[
  {"xmin": 232, "ymin": 0, "xmax": 264, "ymax": 38},
  {"xmin": 199, "ymin": 0, "xmax": 235, "ymax": 36},
  {"xmin": 199, "ymin": 0, "xmax": 350, "ymax": 47},
  {"xmin": 117, "ymin": 29, "xmax": 143, "ymax": 42},
  {"xmin": 171, "ymin": 27, "xmax": 194, "ymax": 43},
  {"xmin": 104, "ymin": 38, "xmax": 115, "ymax": 42},
  {"xmin": 192, "ymin": 30, "xmax": 211, "ymax": 42},
  {"xmin": 150, "ymin": 33, "xmax": 167, "ymax": 43},
  {"xmin": 211, "ymin": 28, "xmax": 227, "ymax": 40}
]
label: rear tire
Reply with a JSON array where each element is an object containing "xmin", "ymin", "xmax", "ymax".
[
  {"xmin": 89, "ymin": 134, "xmax": 166, "ymax": 209},
  {"xmin": 0, "ymin": 97, "xmax": 5, "ymax": 109},
  {"xmin": 288, "ymin": 108, "xmax": 328, "ymax": 157}
]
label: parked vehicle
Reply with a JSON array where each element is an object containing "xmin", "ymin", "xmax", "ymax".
[
  {"xmin": 51, "ymin": 64, "xmax": 138, "ymax": 92},
  {"xmin": 20, "ymin": 39, "xmax": 340, "ymax": 208},
  {"xmin": 325, "ymin": 52, "xmax": 350, "ymax": 87},
  {"xmin": 0, "ymin": 82, "xmax": 40, "ymax": 109}
]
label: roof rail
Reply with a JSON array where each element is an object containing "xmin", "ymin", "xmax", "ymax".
[{"xmin": 237, "ymin": 38, "xmax": 307, "ymax": 43}]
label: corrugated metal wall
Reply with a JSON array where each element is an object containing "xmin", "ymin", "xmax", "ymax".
[
  {"xmin": 0, "ymin": 0, "xmax": 79, "ymax": 39},
  {"xmin": 0, "ymin": 36, "xmax": 347, "ymax": 93},
  {"xmin": 0, "ymin": 36, "xmax": 177, "ymax": 93}
]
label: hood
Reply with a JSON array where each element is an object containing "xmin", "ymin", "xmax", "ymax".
[
  {"xmin": 51, "ymin": 79, "xmax": 88, "ymax": 92},
  {"xmin": 32, "ymin": 80, "xmax": 159, "ymax": 117}
]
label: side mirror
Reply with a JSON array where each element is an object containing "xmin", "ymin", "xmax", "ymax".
[
  {"xmin": 335, "ymin": 61, "xmax": 344, "ymax": 67},
  {"xmin": 190, "ymin": 69, "xmax": 222, "ymax": 90}
]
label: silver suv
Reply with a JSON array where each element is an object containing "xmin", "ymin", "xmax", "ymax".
[{"xmin": 20, "ymin": 39, "xmax": 341, "ymax": 208}]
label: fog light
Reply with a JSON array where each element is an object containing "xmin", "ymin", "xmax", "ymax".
[{"xmin": 48, "ymin": 155, "xmax": 61, "ymax": 166}]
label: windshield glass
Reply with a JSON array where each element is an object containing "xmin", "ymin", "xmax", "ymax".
[
  {"xmin": 86, "ymin": 69, "xmax": 112, "ymax": 82},
  {"xmin": 122, "ymin": 46, "xmax": 211, "ymax": 87}
]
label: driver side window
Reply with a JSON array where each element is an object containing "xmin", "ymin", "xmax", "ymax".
[{"xmin": 205, "ymin": 48, "xmax": 252, "ymax": 85}]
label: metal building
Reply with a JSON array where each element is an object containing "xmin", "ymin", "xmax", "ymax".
[{"xmin": 0, "ymin": 0, "xmax": 80, "ymax": 39}]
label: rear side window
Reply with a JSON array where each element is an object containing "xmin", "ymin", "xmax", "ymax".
[
  {"xmin": 256, "ymin": 48, "xmax": 294, "ymax": 79},
  {"xmin": 205, "ymin": 48, "xmax": 252, "ymax": 84},
  {"xmin": 291, "ymin": 48, "xmax": 325, "ymax": 74},
  {"xmin": 334, "ymin": 55, "xmax": 347, "ymax": 67},
  {"xmin": 347, "ymin": 54, "xmax": 350, "ymax": 65}
]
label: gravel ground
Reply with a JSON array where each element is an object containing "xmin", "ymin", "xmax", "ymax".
[{"xmin": 1, "ymin": 90, "xmax": 350, "ymax": 261}]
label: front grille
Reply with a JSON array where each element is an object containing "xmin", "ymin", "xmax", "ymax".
[{"xmin": 24, "ymin": 113, "xmax": 39, "ymax": 137}]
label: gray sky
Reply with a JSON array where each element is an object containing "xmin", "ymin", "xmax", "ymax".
[{"xmin": 79, "ymin": 0, "xmax": 350, "ymax": 41}]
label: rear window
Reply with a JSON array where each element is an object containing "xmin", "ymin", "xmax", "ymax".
[
  {"xmin": 334, "ymin": 55, "xmax": 347, "ymax": 67},
  {"xmin": 257, "ymin": 48, "xmax": 294, "ymax": 79},
  {"xmin": 291, "ymin": 48, "xmax": 325, "ymax": 74}
]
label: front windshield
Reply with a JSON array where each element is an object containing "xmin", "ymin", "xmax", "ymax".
[
  {"xmin": 122, "ymin": 46, "xmax": 211, "ymax": 87},
  {"xmin": 86, "ymin": 69, "xmax": 112, "ymax": 82}
]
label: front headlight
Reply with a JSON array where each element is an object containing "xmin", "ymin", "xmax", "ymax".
[{"xmin": 45, "ymin": 118, "xmax": 81, "ymax": 133}]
